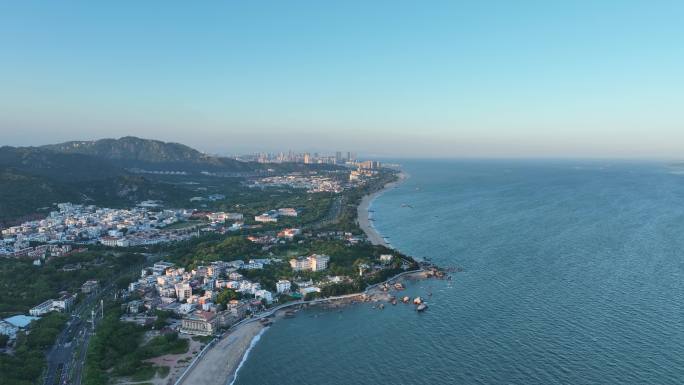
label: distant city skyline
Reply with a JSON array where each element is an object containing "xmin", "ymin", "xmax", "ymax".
[{"xmin": 1, "ymin": 1, "xmax": 683, "ymax": 158}]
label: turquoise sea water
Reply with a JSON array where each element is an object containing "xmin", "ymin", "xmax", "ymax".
[{"xmin": 234, "ymin": 160, "xmax": 684, "ymax": 385}]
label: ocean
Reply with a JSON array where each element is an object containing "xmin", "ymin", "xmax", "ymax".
[{"xmin": 234, "ymin": 159, "xmax": 684, "ymax": 385}]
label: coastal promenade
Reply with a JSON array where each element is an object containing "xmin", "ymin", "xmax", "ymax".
[
  {"xmin": 176, "ymin": 169, "xmax": 416, "ymax": 385},
  {"xmin": 175, "ymin": 268, "xmax": 423, "ymax": 385}
]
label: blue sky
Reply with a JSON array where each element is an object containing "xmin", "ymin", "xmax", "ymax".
[{"xmin": 1, "ymin": 1, "xmax": 683, "ymax": 157}]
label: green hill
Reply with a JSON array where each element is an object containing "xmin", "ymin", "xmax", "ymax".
[
  {"xmin": 0, "ymin": 137, "xmax": 340, "ymax": 224},
  {"xmin": 42, "ymin": 136, "xmax": 259, "ymax": 172}
]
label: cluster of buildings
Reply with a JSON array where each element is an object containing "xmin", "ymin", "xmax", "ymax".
[
  {"xmin": 189, "ymin": 194, "xmax": 226, "ymax": 203},
  {"xmin": 349, "ymin": 167, "xmax": 379, "ymax": 183},
  {"xmin": 125, "ymin": 260, "xmax": 280, "ymax": 336},
  {"xmin": 237, "ymin": 150, "xmax": 357, "ymax": 165},
  {"xmin": 204, "ymin": 211, "xmax": 244, "ymax": 224},
  {"xmin": 1, "ymin": 243, "xmax": 77, "ymax": 260},
  {"xmin": 254, "ymin": 207, "xmax": 298, "ymax": 223},
  {"xmin": 122, "ymin": 251, "xmax": 343, "ymax": 336},
  {"xmin": 0, "ymin": 203, "xmax": 196, "ymax": 255},
  {"xmin": 249, "ymin": 173, "xmax": 344, "ymax": 193},
  {"xmin": 289, "ymin": 254, "xmax": 331, "ymax": 272}
]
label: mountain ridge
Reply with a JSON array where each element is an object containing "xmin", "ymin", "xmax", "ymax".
[{"xmin": 41, "ymin": 136, "xmax": 256, "ymax": 172}]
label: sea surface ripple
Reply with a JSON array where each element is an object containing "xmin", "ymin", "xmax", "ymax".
[{"xmin": 235, "ymin": 160, "xmax": 684, "ymax": 385}]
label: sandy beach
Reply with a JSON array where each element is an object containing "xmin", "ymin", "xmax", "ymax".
[
  {"xmin": 357, "ymin": 171, "xmax": 408, "ymax": 247},
  {"xmin": 176, "ymin": 170, "xmax": 412, "ymax": 385},
  {"xmin": 177, "ymin": 321, "xmax": 265, "ymax": 385}
]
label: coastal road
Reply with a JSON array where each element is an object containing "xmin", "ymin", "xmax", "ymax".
[{"xmin": 175, "ymin": 268, "xmax": 424, "ymax": 385}]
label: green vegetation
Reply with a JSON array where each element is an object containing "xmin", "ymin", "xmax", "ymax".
[
  {"xmin": 334, "ymin": 169, "xmax": 398, "ymax": 233},
  {"xmin": 191, "ymin": 335, "xmax": 213, "ymax": 343},
  {"xmin": 0, "ymin": 313, "xmax": 68, "ymax": 385},
  {"xmin": 0, "ymin": 136, "xmax": 337, "ymax": 223},
  {"xmin": 168, "ymin": 235, "xmax": 262, "ymax": 268},
  {"xmin": 216, "ymin": 288, "xmax": 243, "ymax": 305},
  {"xmin": 0, "ymin": 251, "xmax": 145, "ymax": 317},
  {"xmin": 83, "ymin": 307, "xmax": 189, "ymax": 385}
]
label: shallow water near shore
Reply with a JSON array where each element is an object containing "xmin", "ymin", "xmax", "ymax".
[{"xmin": 234, "ymin": 159, "xmax": 684, "ymax": 385}]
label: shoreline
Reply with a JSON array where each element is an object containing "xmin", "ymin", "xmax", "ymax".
[
  {"xmin": 176, "ymin": 269, "xmax": 429, "ymax": 385},
  {"xmin": 177, "ymin": 169, "xmax": 417, "ymax": 385},
  {"xmin": 357, "ymin": 171, "xmax": 409, "ymax": 248}
]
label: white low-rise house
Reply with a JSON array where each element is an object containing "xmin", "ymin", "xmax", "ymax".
[
  {"xmin": 255, "ymin": 289, "xmax": 273, "ymax": 304},
  {"xmin": 276, "ymin": 280, "xmax": 291, "ymax": 294},
  {"xmin": 229, "ymin": 222, "xmax": 243, "ymax": 231},
  {"xmin": 380, "ymin": 254, "xmax": 394, "ymax": 263},
  {"xmin": 99, "ymin": 236, "xmax": 120, "ymax": 247},
  {"xmin": 178, "ymin": 303, "xmax": 196, "ymax": 314},
  {"xmin": 227, "ymin": 260, "xmax": 245, "ymax": 269},
  {"xmin": 115, "ymin": 238, "xmax": 131, "ymax": 247},
  {"xmin": 0, "ymin": 315, "xmax": 38, "ymax": 339},
  {"xmin": 29, "ymin": 294, "xmax": 74, "ymax": 316},
  {"xmin": 228, "ymin": 272, "xmax": 243, "ymax": 281},
  {"xmin": 294, "ymin": 279, "xmax": 314, "ymax": 288},
  {"xmin": 0, "ymin": 320, "xmax": 19, "ymax": 339},
  {"xmin": 299, "ymin": 286, "xmax": 321, "ymax": 296},
  {"xmin": 128, "ymin": 281, "xmax": 141, "ymax": 292},
  {"xmin": 152, "ymin": 261, "xmax": 175, "ymax": 275},
  {"xmin": 238, "ymin": 281, "xmax": 261, "ymax": 295},
  {"xmin": 81, "ymin": 280, "xmax": 100, "ymax": 294},
  {"xmin": 277, "ymin": 208, "xmax": 298, "ymax": 217},
  {"xmin": 52, "ymin": 294, "xmax": 75, "ymax": 312},
  {"xmin": 254, "ymin": 213, "xmax": 278, "ymax": 223},
  {"xmin": 243, "ymin": 262, "xmax": 263, "ymax": 270}
]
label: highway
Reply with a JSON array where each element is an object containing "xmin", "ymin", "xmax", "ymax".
[
  {"xmin": 43, "ymin": 262, "xmax": 146, "ymax": 385},
  {"xmin": 309, "ymin": 196, "xmax": 344, "ymax": 229}
]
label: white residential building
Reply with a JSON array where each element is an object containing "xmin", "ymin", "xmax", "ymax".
[
  {"xmin": 254, "ymin": 214, "xmax": 278, "ymax": 223},
  {"xmin": 243, "ymin": 262, "xmax": 264, "ymax": 270},
  {"xmin": 255, "ymin": 289, "xmax": 273, "ymax": 304},
  {"xmin": 299, "ymin": 286, "xmax": 321, "ymax": 296},
  {"xmin": 309, "ymin": 254, "xmax": 330, "ymax": 271},
  {"xmin": 289, "ymin": 257, "xmax": 310, "ymax": 272},
  {"xmin": 29, "ymin": 300, "xmax": 54, "ymax": 316},
  {"xmin": 276, "ymin": 280, "xmax": 291, "ymax": 294},
  {"xmin": 277, "ymin": 208, "xmax": 298, "ymax": 217},
  {"xmin": 175, "ymin": 283, "xmax": 192, "ymax": 302},
  {"xmin": 289, "ymin": 254, "xmax": 330, "ymax": 272}
]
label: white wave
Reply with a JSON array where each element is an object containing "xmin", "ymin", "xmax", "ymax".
[{"xmin": 228, "ymin": 326, "xmax": 269, "ymax": 385}]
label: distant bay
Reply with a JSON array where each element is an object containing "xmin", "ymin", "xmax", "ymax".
[{"xmin": 234, "ymin": 159, "xmax": 684, "ymax": 385}]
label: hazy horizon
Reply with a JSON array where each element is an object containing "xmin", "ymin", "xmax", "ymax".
[{"xmin": 2, "ymin": 1, "xmax": 683, "ymax": 158}]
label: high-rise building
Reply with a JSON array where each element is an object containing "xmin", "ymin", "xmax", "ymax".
[
  {"xmin": 309, "ymin": 254, "xmax": 330, "ymax": 271},
  {"xmin": 335, "ymin": 151, "xmax": 342, "ymax": 164},
  {"xmin": 175, "ymin": 283, "xmax": 192, "ymax": 302},
  {"xmin": 304, "ymin": 153, "xmax": 311, "ymax": 164}
]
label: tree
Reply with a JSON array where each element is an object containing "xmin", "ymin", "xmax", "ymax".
[
  {"xmin": 216, "ymin": 289, "xmax": 241, "ymax": 305},
  {"xmin": 0, "ymin": 334, "xmax": 8, "ymax": 348}
]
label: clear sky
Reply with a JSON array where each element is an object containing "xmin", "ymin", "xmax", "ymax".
[{"xmin": 1, "ymin": 1, "xmax": 683, "ymax": 158}]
